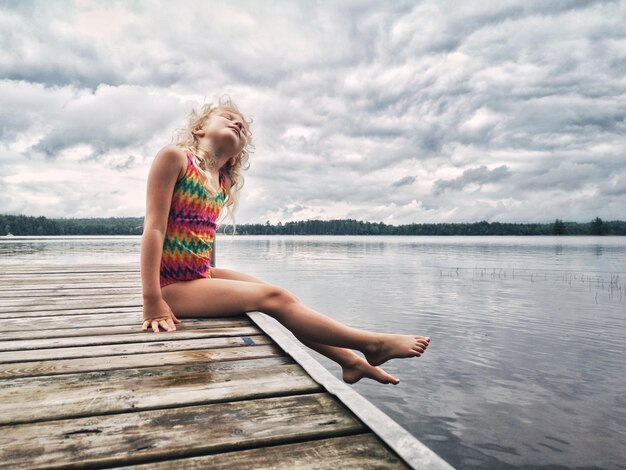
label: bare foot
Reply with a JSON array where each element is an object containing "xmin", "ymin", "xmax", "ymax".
[
  {"xmin": 342, "ymin": 357, "xmax": 400, "ymax": 385},
  {"xmin": 364, "ymin": 334, "xmax": 430, "ymax": 367}
]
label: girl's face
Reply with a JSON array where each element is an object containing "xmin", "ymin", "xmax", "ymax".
[{"xmin": 200, "ymin": 108, "xmax": 248, "ymax": 157}]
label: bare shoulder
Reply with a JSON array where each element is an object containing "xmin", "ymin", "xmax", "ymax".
[
  {"xmin": 153, "ymin": 145, "xmax": 187, "ymax": 181},
  {"xmin": 145, "ymin": 145, "xmax": 189, "ymax": 234}
]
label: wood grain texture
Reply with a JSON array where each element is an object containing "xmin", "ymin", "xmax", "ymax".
[
  {"xmin": 0, "ymin": 306, "xmax": 142, "ymax": 319},
  {"xmin": 0, "ymin": 325, "xmax": 262, "ymax": 354},
  {"xmin": 0, "ymin": 264, "xmax": 138, "ymax": 274},
  {"xmin": 0, "ymin": 328, "xmax": 265, "ymax": 362},
  {"xmin": 0, "ymin": 358, "xmax": 323, "ymax": 425},
  {"xmin": 126, "ymin": 434, "xmax": 409, "ymax": 470},
  {"xmin": 0, "ymin": 295, "xmax": 143, "ymax": 312},
  {"xmin": 0, "ymin": 285, "xmax": 142, "ymax": 297},
  {"xmin": 0, "ymin": 393, "xmax": 365, "ymax": 469},
  {"xmin": 0, "ymin": 341, "xmax": 279, "ymax": 378},
  {"xmin": 0, "ymin": 317, "xmax": 251, "ymax": 339},
  {"xmin": 1, "ymin": 313, "xmax": 248, "ymax": 330}
]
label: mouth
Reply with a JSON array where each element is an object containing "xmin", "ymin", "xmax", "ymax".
[{"xmin": 228, "ymin": 126, "xmax": 240, "ymax": 137}]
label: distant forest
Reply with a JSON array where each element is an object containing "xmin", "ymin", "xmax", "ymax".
[{"xmin": 1, "ymin": 214, "xmax": 624, "ymax": 236}]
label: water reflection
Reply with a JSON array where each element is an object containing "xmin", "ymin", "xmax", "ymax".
[
  {"xmin": 0, "ymin": 236, "xmax": 140, "ymax": 265},
  {"xmin": 594, "ymin": 244, "xmax": 603, "ymax": 257},
  {"xmin": 215, "ymin": 235, "xmax": 626, "ymax": 470}
]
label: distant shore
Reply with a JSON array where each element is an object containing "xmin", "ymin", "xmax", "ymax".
[{"xmin": 1, "ymin": 214, "xmax": 624, "ymax": 236}]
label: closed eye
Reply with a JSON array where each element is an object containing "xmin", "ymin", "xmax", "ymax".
[{"xmin": 222, "ymin": 112, "xmax": 250, "ymax": 136}]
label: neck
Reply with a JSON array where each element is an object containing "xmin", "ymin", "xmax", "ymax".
[
  {"xmin": 195, "ymin": 139, "xmax": 235, "ymax": 172},
  {"xmin": 195, "ymin": 142, "xmax": 222, "ymax": 172}
]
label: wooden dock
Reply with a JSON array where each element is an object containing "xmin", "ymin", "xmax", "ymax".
[{"xmin": 0, "ymin": 263, "xmax": 452, "ymax": 469}]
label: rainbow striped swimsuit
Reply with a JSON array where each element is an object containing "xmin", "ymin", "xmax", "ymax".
[{"xmin": 159, "ymin": 149, "xmax": 226, "ymax": 288}]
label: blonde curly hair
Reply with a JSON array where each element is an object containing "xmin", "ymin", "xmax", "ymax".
[{"xmin": 173, "ymin": 95, "xmax": 254, "ymax": 235}]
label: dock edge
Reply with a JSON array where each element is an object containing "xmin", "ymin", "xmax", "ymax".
[{"xmin": 246, "ymin": 311, "xmax": 455, "ymax": 470}]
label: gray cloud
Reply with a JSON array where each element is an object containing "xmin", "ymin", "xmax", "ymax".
[
  {"xmin": 30, "ymin": 85, "xmax": 187, "ymax": 159},
  {"xmin": 432, "ymin": 165, "xmax": 511, "ymax": 195},
  {"xmin": 598, "ymin": 171, "xmax": 626, "ymax": 197},
  {"xmin": 392, "ymin": 176, "xmax": 417, "ymax": 188},
  {"xmin": 0, "ymin": 0, "xmax": 624, "ymax": 223}
]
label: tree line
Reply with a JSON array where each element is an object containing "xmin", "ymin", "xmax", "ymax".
[
  {"xmin": 0, "ymin": 215, "xmax": 144, "ymax": 236},
  {"xmin": 1, "ymin": 214, "xmax": 623, "ymax": 236},
  {"xmin": 219, "ymin": 217, "xmax": 622, "ymax": 236}
]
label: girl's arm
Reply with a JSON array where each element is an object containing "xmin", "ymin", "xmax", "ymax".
[{"xmin": 140, "ymin": 146, "xmax": 186, "ymax": 331}]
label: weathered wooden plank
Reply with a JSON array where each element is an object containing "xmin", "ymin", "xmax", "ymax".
[
  {"xmin": 1, "ymin": 264, "xmax": 138, "ymax": 271},
  {"xmin": 0, "ymin": 306, "xmax": 144, "ymax": 319},
  {"xmin": 0, "ymin": 319, "xmax": 251, "ymax": 340},
  {"xmin": 127, "ymin": 434, "xmax": 409, "ymax": 470},
  {"xmin": 0, "ymin": 358, "xmax": 322, "ymax": 425},
  {"xmin": 0, "ymin": 266, "xmax": 138, "ymax": 273},
  {"xmin": 0, "ymin": 295, "xmax": 142, "ymax": 311},
  {"xmin": 0, "ymin": 286, "xmax": 140, "ymax": 297},
  {"xmin": 0, "ymin": 286, "xmax": 141, "ymax": 297},
  {"xmin": 0, "ymin": 273, "xmax": 141, "ymax": 286},
  {"xmin": 0, "ymin": 393, "xmax": 364, "ymax": 469},
  {"xmin": 0, "ymin": 277, "xmax": 135, "ymax": 285},
  {"xmin": 0, "ymin": 325, "xmax": 262, "ymax": 352},
  {"xmin": 0, "ymin": 343, "xmax": 281, "ymax": 379},
  {"xmin": 0, "ymin": 308, "xmax": 236, "ymax": 321},
  {"xmin": 2, "ymin": 309, "xmax": 246, "ymax": 332},
  {"xmin": 0, "ymin": 276, "xmax": 141, "ymax": 289},
  {"xmin": 0, "ymin": 278, "xmax": 136, "ymax": 285},
  {"xmin": 0, "ymin": 281, "xmax": 141, "ymax": 296},
  {"xmin": 0, "ymin": 264, "xmax": 136, "ymax": 280},
  {"xmin": 0, "ymin": 301, "xmax": 143, "ymax": 319},
  {"xmin": 0, "ymin": 274, "xmax": 138, "ymax": 281},
  {"xmin": 0, "ymin": 263, "xmax": 138, "ymax": 274},
  {"xmin": 2, "ymin": 324, "xmax": 144, "ymax": 340},
  {"xmin": 6, "ymin": 274, "xmax": 135, "ymax": 281},
  {"xmin": 0, "ymin": 328, "xmax": 264, "ymax": 362},
  {"xmin": 2, "ymin": 311, "xmax": 141, "ymax": 329}
]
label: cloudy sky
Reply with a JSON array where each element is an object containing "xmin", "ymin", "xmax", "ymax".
[{"xmin": 1, "ymin": 0, "xmax": 625, "ymax": 225}]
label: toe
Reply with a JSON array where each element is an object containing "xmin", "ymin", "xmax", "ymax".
[{"xmin": 388, "ymin": 373, "xmax": 399, "ymax": 383}]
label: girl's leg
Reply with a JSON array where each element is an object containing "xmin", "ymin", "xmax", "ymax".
[
  {"xmin": 161, "ymin": 274, "xmax": 429, "ymax": 368},
  {"xmin": 209, "ymin": 268, "xmax": 400, "ymax": 384},
  {"xmin": 295, "ymin": 335, "xmax": 400, "ymax": 385}
]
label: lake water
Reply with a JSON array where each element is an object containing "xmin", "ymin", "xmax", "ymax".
[{"xmin": 1, "ymin": 235, "xmax": 625, "ymax": 469}]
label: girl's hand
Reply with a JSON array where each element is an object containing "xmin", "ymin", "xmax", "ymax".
[{"xmin": 142, "ymin": 297, "xmax": 182, "ymax": 333}]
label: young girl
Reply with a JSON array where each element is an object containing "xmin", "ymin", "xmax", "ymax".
[{"xmin": 140, "ymin": 96, "xmax": 430, "ymax": 385}]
